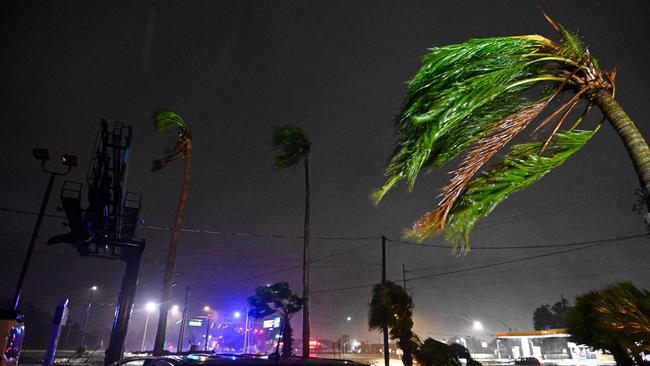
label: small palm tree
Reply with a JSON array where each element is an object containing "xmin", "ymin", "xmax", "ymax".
[
  {"xmin": 374, "ymin": 14, "xmax": 650, "ymax": 253},
  {"xmin": 248, "ymin": 282, "xmax": 304, "ymax": 358},
  {"xmin": 272, "ymin": 126, "xmax": 312, "ymax": 357},
  {"xmin": 150, "ymin": 109, "xmax": 193, "ymax": 355},
  {"xmin": 368, "ymin": 281, "xmax": 419, "ymax": 366}
]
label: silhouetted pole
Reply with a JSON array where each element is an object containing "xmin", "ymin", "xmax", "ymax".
[
  {"xmin": 177, "ymin": 286, "xmax": 190, "ymax": 352},
  {"xmin": 204, "ymin": 312, "xmax": 211, "ymax": 352},
  {"xmin": 11, "ymin": 150, "xmax": 76, "ymax": 312},
  {"xmin": 105, "ymin": 248, "xmax": 143, "ymax": 365},
  {"xmin": 382, "ymin": 235, "xmax": 389, "ymax": 366},
  {"xmin": 80, "ymin": 286, "xmax": 97, "ymax": 348}
]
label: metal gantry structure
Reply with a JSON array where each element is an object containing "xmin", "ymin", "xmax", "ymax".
[{"xmin": 49, "ymin": 120, "xmax": 145, "ymax": 365}]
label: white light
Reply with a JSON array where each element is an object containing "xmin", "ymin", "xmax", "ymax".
[
  {"xmin": 234, "ymin": 311, "xmax": 241, "ymax": 318},
  {"xmin": 145, "ymin": 302, "xmax": 157, "ymax": 312},
  {"xmin": 473, "ymin": 320, "xmax": 483, "ymax": 331},
  {"xmin": 171, "ymin": 305, "xmax": 180, "ymax": 313},
  {"xmin": 91, "ymin": 286, "xmax": 98, "ymax": 291}
]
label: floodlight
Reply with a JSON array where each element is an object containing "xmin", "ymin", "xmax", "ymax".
[{"xmin": 60, "ymin": 154, "xmax": 78, "ymax": 167}]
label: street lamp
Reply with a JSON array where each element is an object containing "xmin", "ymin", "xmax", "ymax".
[
  {"xmin": 10, "ymin": 148, "xmax": 77, "ymax": 311},
  {"xmin": 142, "ymin": 302, "xmax": 157, "ymax": 351},
  {"xmin": 80, "ymin": 285, "xmax": 98, "ymax": 349},
  {"xmin": 473, "ymin": 321, "xmax": 483, "ymax": 331}
]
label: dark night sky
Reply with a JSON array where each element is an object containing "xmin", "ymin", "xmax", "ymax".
[{"xmin": 1, "ymin": 0, "xmax": 649, "ymax": 346}]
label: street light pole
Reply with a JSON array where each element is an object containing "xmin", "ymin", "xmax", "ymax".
[
  {"xmin": 11, "ymin": 149, "xmax": 76, "ymax": 312},
  {"xmin": 142, "ymin": 312, "xmax": 151, "ymax": 352},
  {"xmin": 80, "ymin": 286, "xmax": 97, "ymax": 349},
  {"xmin": 243, "ymin": 306, "xmax": 250, "ymax": 353},
  {"xmin": 142, "ymin": 302, "xmax": 157, "ymax": 352}
]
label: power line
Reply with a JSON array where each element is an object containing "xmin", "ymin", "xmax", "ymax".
[
  {"xmin": 405, "ymin": 236, "xmax": 641, "ymax": 282},
  {"xmin": 386, "ymin": 232, "xmax": 647, "ymax": 250},
  {"xmin": 309, "ymin": 233, "xmax": 642, "ymax": 294},
  {"xmin": 0, "ymin": 206, "xmax": 377, "ymax": 241},
  {"xmin": 187, "ymin": 240, "xmax": 378, "ymax": 290}
]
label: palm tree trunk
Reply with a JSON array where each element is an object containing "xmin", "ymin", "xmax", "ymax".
[
  {"xmin": 282, "ymin": 315, "xmax": 293, "ymax": 359},
  {"xmin": 594, "ymin": 89, "xmax": 650, "ymax": 212},
  {"xmin": 153, "ymin": 140, "xmax": 192, "ymax": 355},
  {"xmin": 302, "ymin": 150, "xmax": 311, "ymax": 357}
]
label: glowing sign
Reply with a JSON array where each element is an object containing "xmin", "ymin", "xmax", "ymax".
[
  {"xmin": 188, "ymin": 319, "xmax": 203, "ymax": 327},
  {"xmin": 263, "ymin": 317, "xmax": 281, "ymax": 329}
]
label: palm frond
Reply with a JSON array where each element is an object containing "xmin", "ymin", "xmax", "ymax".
[
  {"xmin": 272, "ymin": 126, "xmax": 309, "ymax": 169},
  {"xmin": 374, "ymin": 36, "xmax": 559, "ymax": 203},
  {"xmin": 410, "ymin": 129, "xmax": 597, "ymax": 252},
  {"xmin": 408, "ymin": 102, "xmax": 547, "ymax": 236},
  {"xmin": 559, "ymin": 26, "xmax": 587, "ymax": 63},
  {"xmin": 152, "ymin": 109, "xmax": 188, "ymax": 132}
]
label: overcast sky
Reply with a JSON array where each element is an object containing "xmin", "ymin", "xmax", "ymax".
[{"xmin": 1, "ymin": 0, "xmax": 649, "ymax": 346}]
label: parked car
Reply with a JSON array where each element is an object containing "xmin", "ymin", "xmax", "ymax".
[
  {"xmin": 514, "ymin": 357, "xmax": 542, "ymax": 366},
  {"xmin": 113, "ymin": 353, "xmax": 370, "ymax": 366}
]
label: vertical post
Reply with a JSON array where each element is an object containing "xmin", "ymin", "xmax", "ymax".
[
  {"xmin": 302, "ymin": 148, "xmax": 311, "ymax": 358},
  {"xmin": 11, "ymin": 172, "xmax": 56, "ymax": 311},
  {"xmin": 243, "ymin": 305, "xmax": 250, "ymax": 353},
  {"xmin": 381, "ymin": 235, "xmax": 389, "ymax": 366},
  {"xmin": 44, "ymin": 298, "xmax": 69, "ymax": 366},
  {"xmin": 177, "ymin": 286, "xmax": 190, "ymax": 353},
  {"xmin": 105, "ymin": 246, "xmax": 144, "ymax": 365},
  {"xmin": 80, "ymin": 287, "xmax": 96, "ymax": 348},
  {"xmin": 204, "ymin": 313, "xmax": 211, "ymax": 352},
  {"xmin": 141, "ymin": 311, "xmax": 151, "ymax": 352}
]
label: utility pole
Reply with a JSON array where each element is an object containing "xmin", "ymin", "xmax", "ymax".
[
  {"xmin": 177, "ymin": 286, "xmax": 190, "ymax": 352},
  {"xmin": 204, "ymin": 312, "xmax": 211, "ymax": 352},
  {"xmin": 381, "ymin": 235, "xmax": 389, "ymax": 366}
]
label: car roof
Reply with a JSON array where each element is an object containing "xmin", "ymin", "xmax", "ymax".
[{"xmin": 116, "ymin": 354, "xmax": 369, "ymax": 366}]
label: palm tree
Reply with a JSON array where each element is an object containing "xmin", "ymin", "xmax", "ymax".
[
  {"xmin": 248, "ymin": 282, "xmax": 304, "ymax": 359},
  {"xmin": 374, "ymin": 14, "xmax": 650, "ymax": 253},
  {"xmin": 368, "ymin": 281, "xmax": 419, "ymax": 366},
  {"xmin": 150, "ymin": 109, "xmax": 193, "ymax": 355},
  {"xmin": 567, "ymin": 282, "xmax": 649, "ymax": 365},
  {"xmin": 272, "ymin": 126, "xmax": 312, "ymax": 357}
]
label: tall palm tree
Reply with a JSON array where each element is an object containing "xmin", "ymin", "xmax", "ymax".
[
  {"xmin": 248, "ymin": 282, "xmax": 304, "ymax": 359},
  {"xmin": 272, "ymin": 126, "xmax": 312, "ymax": 357},
  {"xmin": 374, "ymin": 15, "xmax": 650, "ymax": 253},
  {"xmin": 150, "ymin": 109, "xmax": 193, "ymax": 355},
  {"xmin": 368, "ymin": 281, "xmax": 419, "ymax": 366}
]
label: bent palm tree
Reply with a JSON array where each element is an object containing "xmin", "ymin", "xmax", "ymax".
[
  {"xmin": 368, "ymin": 281, "xmax": 419, "ymax": 366},
  {"xmin": 272, "ymin": 126, "xmax": 312, "ymax": 357},
  {"xmin": 567, "ymin": 282, "xmax": 650, "ymax": 365},
  {"xmin": 151, "ymin": 109, "xmax": 193, "ymax": 355},
  {"xmin": 374, "ymin": 15, "xmax": 650, "ymax": 253},
  {"xmin": 248, "ymin": 282, "xmax": 304, "ymax": 359}
]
